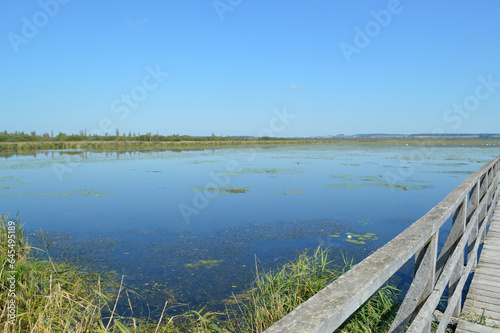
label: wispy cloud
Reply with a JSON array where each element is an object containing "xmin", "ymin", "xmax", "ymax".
[
  {"xmin": 290, "ymin": 84, "xmax": 303, "ymax": 91},
  {"xmin": 127, "ymin": 18, "xmax": 149, "ymax": 26}
]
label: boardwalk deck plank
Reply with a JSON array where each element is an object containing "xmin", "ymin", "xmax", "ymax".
[
  {"xmin": 470, "ymin": 282, "xmax": 500, "ymax": 294},
  {"xmin": 458, "ymin": 205, "xmax": 500, "ymax": 332},
  {"xmin": 456, "ymin": 321, "xmax": 500, "ymax": 333},
  {"xmin": 465, "ymin": 292, "xmax": 500, "ymax": 307}
]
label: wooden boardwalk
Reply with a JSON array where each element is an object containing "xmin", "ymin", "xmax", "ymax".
[
  {"xmin": 456, "ymin": 204, "xmax": 500, "ymax": 333},
  {"xmin": 264, "ymin": 155, "xmax": 500, "ymax": 333}
]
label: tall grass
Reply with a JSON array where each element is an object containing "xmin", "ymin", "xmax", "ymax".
[
  {"xmin": 222, "ymin": 247, "xmax": 400, "ymax": 333},
  {"xmin": 0, "ymin": 216, "xmax": 185, "ymax": 332},
  {"xmin": 240, "ymin": 247, "xmax": 347, "ymax": 331}
]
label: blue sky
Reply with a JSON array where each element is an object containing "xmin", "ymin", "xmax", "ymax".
[{"xmin": 1, "ymin": 0, "xmax": 499, "ymax": 137}]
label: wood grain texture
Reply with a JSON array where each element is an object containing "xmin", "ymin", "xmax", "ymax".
[{"xmin": 457, "ymin": 207, "xmax": 500, "ymax": 332}]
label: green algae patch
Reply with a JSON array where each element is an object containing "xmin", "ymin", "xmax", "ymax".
[
  {"xmin": 215, "ymin": 167, "xmax": 303, "ymax": 177},
  {"xmin": 226, "ymin": 187, "xmax": 248, "ymax": 194},
  {"xmin": 0, "ymin": 176, "xmax": 24, "ymax": 191},
  {"xmin": 424, "ymin": 170, "xmax": 474, "ymax": 175},
  {"xmin": 329, "ymin": 174, "xmax": 431, "ymax": 191},
  {"xmin": 192, "ymin": 185, "xmax": 249, "ymax": 196},
  {"xmin": 276, "ymin": 186, "xmax": 304, "ymax": 196},
  {"xmin": 345, "ymin": 238, "xmax": 366, "ymax": 244},
  {"xmin": 344, "ymin": 232, "xmax": 378, "ymax": 245},
  {"xmin": 11, "ymin": 187, "xmax": 117, "ymax": 198},
  {"xmin": 185, "ymin": 259, "xmax": 223, "ymax": 269}
]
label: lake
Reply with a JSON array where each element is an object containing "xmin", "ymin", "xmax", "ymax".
[{"xmin": 1, "ymin": 143, "xmax": 499, "ymax": 317}]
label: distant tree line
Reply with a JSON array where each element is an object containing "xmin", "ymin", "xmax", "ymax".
[{"xmin": 0, "ymin": 130, "xmax": 291, "ymax": 143}]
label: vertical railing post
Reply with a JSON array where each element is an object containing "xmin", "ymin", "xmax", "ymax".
[
  {"xmin": 467, "ymin": 182, "xmax": 480, "ymax": 268},
  {"xmin": 479, "ymin": 174, "xmax": 488, "ymax": 239},
  {"xmin": 415, "ymin": 233, "xmax": 438, "ymax": 333},
  {"xmin": 480, "ymin": 173, "xmax": 487, "ymax": 201},
  {"xmin": 449, "ymin": 198, "xmax": 467, "ymax": 317},
  {"xmin": 389, "ymin": 232, "xmax": 438, "ymax": 333}
]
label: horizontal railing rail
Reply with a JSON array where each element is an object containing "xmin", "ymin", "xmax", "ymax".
[{"xmin": 265, "ymin": 154, "xmax": 500, "ymax": 333}]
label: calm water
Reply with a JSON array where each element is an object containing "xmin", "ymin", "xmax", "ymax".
[{"xmin": 1, "ymin": 144, "xmax": 499, "ymax": 316}]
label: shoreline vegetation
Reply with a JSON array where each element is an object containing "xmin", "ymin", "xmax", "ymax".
[
  {"xmin": 1, "ymin": 216, "xmax": 401, "ymax": 333},
  {"xmin": 1, "ymin": 131, "xmax": 500, "ymax": 151}
]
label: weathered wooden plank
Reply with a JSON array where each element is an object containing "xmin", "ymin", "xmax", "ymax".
[
  {"xmin": 479, "ymin": 248, "xmax": 500, "ymax": 259},
  {"xmin": 482, "ymin": 244, "xmax": 500, "ymax": 253},
  {"xmin": 490, "ymin": 224, "xmax": 500, "ymax": 230},
  {"xmin": 470, "ymin": 282, "xmax": 500, "ymax": 294},
  {"xmin": 485, "ymin": 232, "xmax": 500, "ymax": 240},
  {"xmin": 477, "ymin": 253, "xmax": 500, "ymax": 265},
  {"xmin": 466, "ymin": 292, "xmax": 500, "ymax": 307},
  {"xmin": 478, "ymin": 249, "xmax": 500, "ymax": 264},
  {"xmin": 484, "ymin": 233, "xmax": 500, "ymax": 240},
  {"xmin": 473, "ymin": 269, "xmax": 500, "ymax": 281},
  {"xmin": 471, "ymin": 278, "xmax": 500, "ymax": 289},
  {"xmin": 389, "ymin": 234, "xmax": 438, "ymax": 333},
  {"xmin": 476, "ymin": 262, "xmax": 500, "ymax": 271},
  {"xmin": 462, "ymin": 304, "xmax": 500, "ymax": 320},
  {"xmin": 484, "ymin": 239, "xmax": 500, "ymax": 247},
  {"xmin": 478, "ymin": 262, "xmax": 500, "ymax": 271},
  {"xmin": 406, "ymin": 213, "xmax": 478, "ymax": 333},
  {"xmin": 475, "ymin": 270, "xmax": 500, "ymax": 281},
  {"xmin": 437, "ymin": 243, "xmax": 479, "ymax": 333},
  {"xmin": 451, "ymin": 200, "xmax": 468, "ymax": 317},
  {"xmin": 471, "ymin": 276, "xmax": 500, "ymax": 288},
  {"xmin": 489, "ymin": 222, "xmax": 500, "ymax": 229},
  {"xmin": 473, "ymin": 266, "xmax": 500, "ymax": 277},
  {"xmin": 481, "ymin": 241, "xmax": 500, "ymax": 249},
  {"xmin": 456, "ymin": 321, "xmax": 500, "ymax": 333},
  {"xmin": 463, "ymin": 300, "xmax": 500, "ymax": 315},
  {"xmin": 477, "ymin": 256, "xmax": 500, "ymax": 265},
  {"xmin": 458, "ymin": 199, "xmax": 500, "ymax": 330},
  {"xmin": 487, "ymin": 225, "xmax": 500, "ymax": 231},
  {"xmin": 478, "ymin": 245, "xmax": 500, "ymax": 253}
]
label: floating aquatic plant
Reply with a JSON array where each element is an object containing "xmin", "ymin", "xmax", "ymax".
[
  {"xmin": 0, "ymin": 176, "xmax": 23, "ymax": 191},
  {"xmin": 343, "ymin": 232, "xmax": 378, "ymax": 245},
  {"xmin": 329, "ymin": 174, "xmax": 431, "ymax": 191},
  {"xmin": 192, "ymin": 185, "xmax": 249, "ymax": 196},
  {"xmin": 13, "ymin": 187, "xmax": 116, "ymax": 198},
  {"xmin": 215, "ymin": 167, "xmax": 303, "ymax": 177},
  {"xmin": 276, "ymin": 186, "xmax": 304, "ymax": 196},
  {"xmin": 185, "ymin": 259, "xmax": 223, "ymax": 269},
  {"xmin": 424, "ymin": 170, "xmax": 473, "ymax": 175}
]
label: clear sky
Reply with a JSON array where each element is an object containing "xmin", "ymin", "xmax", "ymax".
[{"xmin": 1, "ymin": 0, "xmax": 499, "ymax": 137}]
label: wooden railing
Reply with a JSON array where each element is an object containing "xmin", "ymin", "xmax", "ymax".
[{"xmin": 264, "ymin": 154, "xmax": 500, "ymax": 333}]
